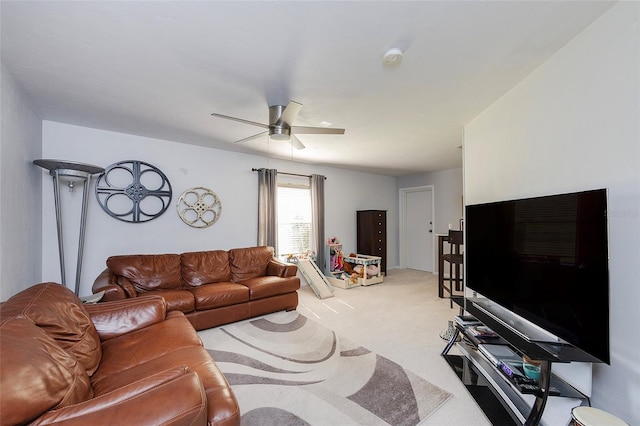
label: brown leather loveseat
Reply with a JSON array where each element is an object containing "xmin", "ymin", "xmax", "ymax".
[
  {"xmin": 92, "ymin": 246, "xmax": 300, "ymax": 330},
  {"xmin": 0, "ymin": 282, "xmax": 239, "ymax": 426}
]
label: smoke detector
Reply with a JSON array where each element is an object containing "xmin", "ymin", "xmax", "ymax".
[{"xmin": 383, "ymin": 48, "xmax": 403, "ymax": 65}]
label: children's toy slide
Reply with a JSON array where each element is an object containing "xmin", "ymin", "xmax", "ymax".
[{"xmin": 296, "ymin": 258, "xmax": 335, "ymax": 299}]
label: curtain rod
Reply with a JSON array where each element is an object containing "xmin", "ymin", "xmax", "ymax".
[{"xmin": 251, "ymin": 168, "xmax": 326, "ymax": 179}]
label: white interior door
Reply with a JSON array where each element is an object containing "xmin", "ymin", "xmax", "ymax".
[{"xmin": 405, "ymin": 188, "xmax": 434, "ymax": 271}]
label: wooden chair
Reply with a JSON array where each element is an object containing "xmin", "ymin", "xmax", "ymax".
[{"xmin": 441, "ymin": 230, "xmax": 463, "ymax": 307}]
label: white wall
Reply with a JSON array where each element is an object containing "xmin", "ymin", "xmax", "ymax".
[
  {"xmin": 0, "ymin": 65, "xmax": 42, "ymax": 301},
  {"xmin": 41, "ymin": 121, "xmax": 398, "ymax": 296},
  {"xmin": 464, "ymin": 3, "xmax": 639, "ymax": 424}
]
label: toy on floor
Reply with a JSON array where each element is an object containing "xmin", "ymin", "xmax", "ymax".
[{"xmin": 343, "ymin": 254, "xmax": 380, "ymax": 284}]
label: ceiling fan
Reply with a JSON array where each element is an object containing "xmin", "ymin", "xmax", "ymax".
[{"xmin": 211, "ymin": 101, "xmax": 345, "ymax": 149}]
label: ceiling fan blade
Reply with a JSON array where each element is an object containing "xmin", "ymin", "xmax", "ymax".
[
  {"xmin": 290, "ymin": 135, "xmax": 306, "ymax": 150},
  {"xmin": 234, "ymin": 131, "xmax": 269, "ymax": 144},
  {"xmin": 291, "ymin": 126, "xmax": 345, "ymax": 135},
  {"xmin": 211, "ymin": 112, "xmax": 269, "ymax": 129},
  {"xmin": 277, "ymin": 100, "xmax": 303, "ymax": 126}
]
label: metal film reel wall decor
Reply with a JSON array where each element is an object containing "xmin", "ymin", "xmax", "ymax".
[
  {"xmin": 95, "ymin": 160, "xmax": 172, "ymax": 223},
  {"xmin": 177, "ymin": 187, "xmax": 222, "ymax": 228}
]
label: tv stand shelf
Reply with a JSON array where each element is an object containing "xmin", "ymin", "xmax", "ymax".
[
  {"xmin": 465, "ymin": 297, "xmax": 603, "ymax": 364},
  {"xmin": 442, "ymin": 297, "xmax": 589, "ymax": 426}
]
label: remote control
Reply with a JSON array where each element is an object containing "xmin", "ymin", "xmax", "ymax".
[
  {"xmin": 519, "ymin": 383, "xmax": 540, "ymax": 394},
  {"xmin": 513, "ymin": 376, "xmax": 537, "ymax": 385}
]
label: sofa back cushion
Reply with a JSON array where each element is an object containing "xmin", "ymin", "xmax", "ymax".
[
  {"xmin": 181, "ymin": 250, "xmax": 231, "ymax": 286},
  {"xmin": 0, "ymin": 316, "xmax": 93, "ymax": 425},
  {"xmin": 229, "ymin": 246, "xmax": 275, "ymax": 282},
  {"xmin": 107, "ymin": 254, "xmax": 182, "ymax": 293},
  {"xmin": 0, "ymin": 282, "xmax": 102, "ymax": 375}
]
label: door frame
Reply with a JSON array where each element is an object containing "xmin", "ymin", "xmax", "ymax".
[{"xmin": 399, "ymin": 185, "xmax": 435, "ymax": 270}]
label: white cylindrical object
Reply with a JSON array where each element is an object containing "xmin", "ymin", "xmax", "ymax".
[{"xmin": 571, "ymin": 407, "xmax": 628, "ymax": 426}]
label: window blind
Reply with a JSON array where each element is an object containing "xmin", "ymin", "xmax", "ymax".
[{"xmin": 277, "ymin": 185, "xmax": 312, "ymax": 256}]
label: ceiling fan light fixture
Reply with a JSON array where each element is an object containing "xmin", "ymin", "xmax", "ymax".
[
  {"xmin": 211, "ymin": 100, "xmax": 344, "ymax": 150},
  {"xmin": 383, "ymin": 48, "xmax": 403, "ymax": 65},
  {"xmin": 270, "ymin": 126, "xmax": 290, "ymax": 140}
]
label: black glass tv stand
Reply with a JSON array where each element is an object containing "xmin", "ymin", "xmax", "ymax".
[{"xmin": 442, "ymin": 297, "xmax": 590, "ymax": 426}]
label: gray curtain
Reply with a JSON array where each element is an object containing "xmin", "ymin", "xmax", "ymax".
[
  {"xmin": 257, "ymin": 168, "xmax": 278, "ymax": 248},
  {"xmin": 310, "ymin": 174, "xmax": 325, "ymax": 272}
]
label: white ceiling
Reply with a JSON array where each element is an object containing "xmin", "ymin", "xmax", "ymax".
[{"xmin": 1, "ymin": 1, "xmax": 615, "ymax": 176}]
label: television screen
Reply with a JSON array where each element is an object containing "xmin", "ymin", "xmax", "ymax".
[{"xmin": 465, "ymin": 189, "xmax": 610, "ymax": 364}]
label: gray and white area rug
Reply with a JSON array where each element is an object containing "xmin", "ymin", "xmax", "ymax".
[{"xmin": 199, "ymin": 311, "xmax": 451, "ymax": 426}]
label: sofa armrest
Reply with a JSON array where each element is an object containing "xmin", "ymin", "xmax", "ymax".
[
  {"xmin": 85, "ymin": 295, "xmax": 167, "ymax": 341},
  {"xmin": 92, "ymin": 269, "xmax": 127, "ymax": 301},
  {"xmin": 30, "ymin": 366, "xmax": 207, "ymax": 426},
  {"xmin": 267, "ymin": 258, "xmax": 298, "ymax": 278}
]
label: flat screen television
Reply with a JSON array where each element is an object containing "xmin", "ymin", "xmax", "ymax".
[{"xmin": 465, "ymin": 189, "xmax": 610, "ymax": 364}]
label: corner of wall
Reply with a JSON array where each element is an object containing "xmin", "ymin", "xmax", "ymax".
[{"xmin": 0, "ymin": 63, "xmax": 43, "ymax": 300}]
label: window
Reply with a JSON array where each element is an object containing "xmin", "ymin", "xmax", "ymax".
[{"xmin": 277, "ymin": 177, "xmax": 311, "ymax": 257}]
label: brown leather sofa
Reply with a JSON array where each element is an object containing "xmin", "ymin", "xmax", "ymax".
[
  {"xmin": 92, "ymin": 246, "xmax": 300, "ymax": 330},
  {"xmin": 0, "ymin": 282, "xmax": 239, "ymax": 426}
]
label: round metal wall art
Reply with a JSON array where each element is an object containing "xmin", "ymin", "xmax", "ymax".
[
  {"xmin": 95, "ymin": 160, "xmax": 172, "ymax": 223},
  {"xmin": 176, "ymin": 187, "xmax": 222, "ymax": 228}
]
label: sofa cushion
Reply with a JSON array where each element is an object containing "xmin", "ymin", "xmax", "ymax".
[
  {"xmin": 92, "ymin": 311, "xmax": 204, "ymax": 384},
  {"xmin": 228, "ymin": 246, "xmax": 275, "ymax": 282},
  {"xmin": 0, "ymin": 282, "xmax": 102, "ymax": 375},
  {"xmin": 36, "ymin": 366, "xmax": 207, "ymax": 426},
  {"xmin": 239, "ymin": 276, "xmax": 301, "ymax": 300},
  {"xmin": 151, "ymin": 289, "xmax": 196, "ymax": 313},
  {"xmin": 86, "ymin": 295, "xmax": 167, "ymax": 341},
  {"xmin": 189, "ymin": 282, "xmax": 249, "ymax": 310},
  {"xmin": 107, "ymin": 254, "xmax": 182, "ymax": 293},
  {"xmin": 181, "ymin": 250, "xmax": 232, "ymax": 286},
  {"xmin": 93, "ymin": 346, "xmax": 219, "ymax": 396},
  {"xmin": 91, "ymin": 346, "xmax": 239, "ymax": 426},
  {"xmin": 0, "ymin": 317, "xmax": 93, "ymax": 425}
]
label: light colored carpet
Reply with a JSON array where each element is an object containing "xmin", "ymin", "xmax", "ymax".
[
  {"xmin": 199, "ymin": 269, "xmax": 491, "ymax": 426},
  {"xmin": 200, "ymin": 310, "xmax": 452, "ymax": 425}
]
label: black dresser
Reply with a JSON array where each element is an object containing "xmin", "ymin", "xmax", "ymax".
[{"xmin": 356, "ymin": 210, "xmax": 387, "ymax": 274}]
